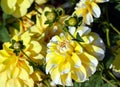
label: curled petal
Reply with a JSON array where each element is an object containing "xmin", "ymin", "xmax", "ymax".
[{"xmin": 91, "ymin": 2, "xmax": 101, "ymax": 18}]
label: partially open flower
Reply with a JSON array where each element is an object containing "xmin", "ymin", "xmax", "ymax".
[
  {"xmin": 46, "ymin": 25, "xmax": 105, "ymax": 86},
  {"xmin": 1, "ymin": 0, "xmax": 34, "ymax": 18},
  {"xmin": 74, "ymin": 0, "xmax": 109, "ymax": 25}
]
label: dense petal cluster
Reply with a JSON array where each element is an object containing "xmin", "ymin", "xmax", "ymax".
[
  {"xmin": 0, "ymin": 31, "xmax": 44, "ymax": 86},
  {"xmin": 1, "ymin": 0, "xmax": 34, "ymax": 17},
  {"xmin": 46, "ymin": 26, "xmax": 105, "ymax": 86},
  {"xmin": 74, "ymin": 0, "xmax": 109, "ymax": 25}
]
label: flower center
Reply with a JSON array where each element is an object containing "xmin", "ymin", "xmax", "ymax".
[
  {"xmin": 59, "ymin": 41, "xmax": 66, "ymax": 48},
  {"xmin": 57, "ymin": 40, "xmax": 72, "ymax": 53},
  {"xmin": 13, "ymin": 42, "xmax": 21, "ymax": 49}
]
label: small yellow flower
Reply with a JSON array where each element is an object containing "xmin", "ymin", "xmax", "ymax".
[
  {"xmin": 1, "ymin": 0, "xmax": 34, "ymax": 18},
  {"xmin": 74, "ymin": 0, "xmax": 109, "ymax": 25},
  {"xmin": 46, "ymin": 25, "xmax": 105, "ymax": 86},
  {"xmin": 0, "ymin": 31, "xmax": 44, "ymax": 87}
]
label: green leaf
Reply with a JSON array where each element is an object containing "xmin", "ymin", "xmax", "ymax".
[
  {"xmin": 89, "ymin": 72, "xmax": 103, "ymax": 87},
  {"xmin": 105, "ymin": 55, "xmax": 115, "ymax": 69},
  {"xmin": 103, "ymin": 48, "xmax": 115, "ymax": 69},
  {"xmin": 102, "ymin": 80, "xmax": 118, "ymax": 87},
  {"xmin": 0, "ymin": 25, "xmax": 10, "ymax": 42},
  {"xmin": 11, "ymin": 22, "xmax": 20, "ymax": 31},
  {"xmin": 73, "ymin": 82, "xmax": 81, "ymax": 87},
  {"xmin": 115, "ymin": 3, "xmax": 120, "ymax": 11},
  {"xmin": 73, "ymin": 33, "xmax": 84, "ymax": 42},
  {"xmin": 79, "ymin": 71, "xmax": 104, "ymax": 87}
]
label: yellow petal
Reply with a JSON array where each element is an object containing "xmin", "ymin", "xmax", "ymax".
[
  {"xmin": 11, "ymin": 67, "xmax": 20, "ymax": 78},
  {"xmin": 12, "ymin": 7, "xmax": 27, "ymax": 17},
  {"xmin": 21, "ymin": 31, "xmax": 31, "ymax": 47},
  {"xmin": 6, "ymin": 79, "xmax": 22, "ymax": 87},
  {"xmin": 35, "ymin": 0, "xmax": 48, "ymax": 5},
  {"xmin": 80, "ymin": 52, "xmax": 98, "ymax": 67},
  {"xmin": 59, "ymin": 62, "xmax": 71, "ymax": 74},
  {"xmin": 7, "ymin": 0, "xmax": 17, "ymax": 9},
  {"xmin": 85, "ymin": 12, "xmax": 93, "ymax": 25},
  {"xmin": 72, "ymin": 66, "xmax": 87, "ymax": 82},
  {"xmin": 46, "ymin": 53, "xmax": 65, "ymax": 74},
  {"xmin": 0, "ymin": 71, "xmax": 7, "ymax": 87},
  {"xmin": 31, "ymin": 70, "xmax": 44, "ymax": 82},
  {"xmin": 17, "ymin": 0, "xmax": 33, "ymax": 9},
  {"xmin": 71, "ymin": 53, "xmax": 81, "ymax": 68},
  {"xmin": 30, "ymin": 41, "xmax": 42, "ymax": 53},
  {"xmin": 91, "ymin": 2, "xmax": 100, "ymax": 18},
  {"xmin": 51, "ymin": 68, "xmax": 62, "ymax": 85},
  {"xmin": 1, "ymin": 0, "xmax": 16, "ymax": 14},
  {"xmin": 74, "ymin": 9, "xmax": 83, "ymax": 17},
  {"xmin": 61, "ymin": 73, "xmax": 73, "ymax": 86}
]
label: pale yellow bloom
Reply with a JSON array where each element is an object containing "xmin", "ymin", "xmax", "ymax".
[
  {"xmin": 0, "ymin": 31, "xmax": 44, "ymax": 87},
  {"xmin": 1, "ymin": 0, "xmax": 34, "ymax": 18},
  {"xmin": 46, "ymin": 26, "xmax": 105, "ymax": 86},
  {"xmin": 74, "ymin": 0, "xmax": 109, "ymax": 25}
]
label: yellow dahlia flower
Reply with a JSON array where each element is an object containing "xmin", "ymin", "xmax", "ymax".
[
  {"xmin": 46, "ymin": 26, "xmax": 105, "ymax": 86},
  {"xmin": 1, "ymin": 0, "xmax": 34, "ymax": 18},
  {"xmin": 0, "ymin": 31, "xmax": 44, "ymax": 87},
  {"xmin": 74, "ymin": 0, "xmax": 109, "ymax": 25}
]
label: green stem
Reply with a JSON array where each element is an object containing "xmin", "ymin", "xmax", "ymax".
[
  {"xmin": 43, "ymin": 80, "xmax": 51, "ymax": 87},
  {"xmin": 109, "ymin": 23, "xmax": 120, "ymax": 35},
  {"xmin": 21, "ymin": 49, "xmax": 38, "ymax": 68},
  {"xmin": 108, "ymin": 70, "xmax": 117, "ymax": 81},
  {"xmin": 108, "ymin": 70, "xmax": 120, "ymax": 86},
  {"xmin": 102, "ymin": 76, "xmax": 117, "ymax": 87},
  {"xmin": 106, "ymin": 28, "xmax": 111, "ymax": 47},
  {"xmin": 21, "ymin": 50, "xmax": 32, "ymax": 62}
]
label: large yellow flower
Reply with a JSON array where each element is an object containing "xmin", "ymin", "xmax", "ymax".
[
  {"xmin": 0, "ymin": 31, "xmax": 44, "ymax": 87},
  {"xmin": 74, "ymin": 0, "xmax": 109, "ymax": 25},
  {"xmin": 1, "ymin": 0, "xmax": 34, "ymax": 18},
  {"xmin": 46, "ymin": 25, "xmax": 105, "ymax": 86}
]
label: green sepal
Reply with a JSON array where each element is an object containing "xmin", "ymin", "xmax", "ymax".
[
  {"xmin": 72, "ymin": 32, "xmax": 84, "ymax": 42},
  {"xmin": 9, "ymin": 40, "xmax": 26, "ymax": 56}
]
